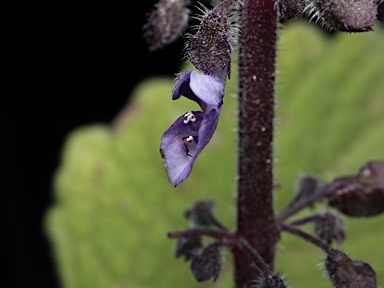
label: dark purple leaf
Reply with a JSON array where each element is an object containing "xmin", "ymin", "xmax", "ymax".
[{"xmin": 325, "ymin": 249, "xmax": 376, "ymax": 288}]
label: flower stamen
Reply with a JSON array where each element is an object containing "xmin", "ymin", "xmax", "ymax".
[{"xmin": 183, "ymin": 111, "xmax": 197, "ymax": 124}]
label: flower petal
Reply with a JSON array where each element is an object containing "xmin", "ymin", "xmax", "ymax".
[
  {"xmin": 172, "ymin": 70, "xmax": 224, "ymax": 110},
  {"xmin": 194, "ymin": 109, "xmax": 220, "ymax": 161},
  {"xmin": 189, "ymin": 71, "xmax": 224, "ymax": 107},
  {"xmin": 172, "ymin": 71, "xmax": 202, "ymax": 104},
  {"xmin": 160, "ymin": 109, "xmax": 220, "ymax": 187},
  {"xmin": 160, "ymin": 111, "xmax": 203, "ymax": 186}
]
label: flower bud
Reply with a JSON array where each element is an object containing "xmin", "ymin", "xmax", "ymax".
[
  {"xmin": 185, "ymin": 200, "xmax": 222, "ymax": 228},
  {"xmin": 284, "ymin": 174, "xmax": 325, "ymax": 211},
  {"xmin": 190, "ymin": 243, "xmax": 223, "ymax": 282},
  {"xmin": 144, "ymin": 0, "xmax": 189, "ymax": 51},
  {"xmin": 325, "ymin": 249, "xmax": 376, "ymax": 288},
  {"xmin": 175, "ymin": 236, "xmax": 204, "ymax": 261},
  {"xmin": 313, "ymin": 211, "xmax": 345, "ymax": 245},
  {"xmin": 186, "ymin": 0, "xmax": 238, "ymax": 76},
  {"xmin": 304, "ymin": 0, "xmax": 377, "ymax": 32},
  {"xmin": 277, "ymin": 0, "xmax": 306, "ymax": 21},
  {"xmin": 327, "ymin": 161, "xmax": 384, "ymax": 217}
]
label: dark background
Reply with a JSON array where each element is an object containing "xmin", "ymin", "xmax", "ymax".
[{"xmin": 1, "ymin": 3, "xmax": 184, "ymax": 288}]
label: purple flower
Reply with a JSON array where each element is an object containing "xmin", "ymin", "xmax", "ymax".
[{"xmin": 160, "ymin": 70, "xmax": 226, "ymax": 187}]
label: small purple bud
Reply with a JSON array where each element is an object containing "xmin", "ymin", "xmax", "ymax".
[
  {"xmin": 186, "ymin": 0, "xmax": 238, "ymax": 76},
  {"xmin": 185, "ymin": 199, "xmax": 226, "ymax": 229},
  {"xmin": 325, "ymin": 249, "xmax": 377, "ymax": 288},
  {"xmin": 304, "ymin": 0, "xmax": 377, "ymax": 32},
  {"xmin": 313, "ymin": 211, "xmax": 345, "ymax": 245},
  {"xmin": 175, "ymin": 236, "xmax": 204, "ymax": 261},
  {"xmin": 327, "ymin": 161, "xmax": 384, "ymax": 217},
  {"xmin": 144, "ymin": 0, "xmax": 189, "ymax": 51},
  {"xmin": 284, "ymin": 174, "xmax": 325, "ymax": 211},
  {"xmin": 190, "ymin": 243, "xmax": 222, "ymax": 282}
]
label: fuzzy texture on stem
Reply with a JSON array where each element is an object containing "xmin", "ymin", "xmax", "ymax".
[{"xmin": 235, "ymin": 0, "xmax": 279, "ymax": 286}]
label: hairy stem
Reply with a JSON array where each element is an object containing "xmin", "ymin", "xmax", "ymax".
[
  {"xmin": 235, "ymin": 0, "xmax": 279, "ymax": 286},
  {"xmin": 277, "ymin": 180, "xmax": 345, "ymax": 223},
  {"xmin": 288, "ymin": 214, "xmax": 321, "ymax": 226},
  {"xmin": 168, "ymin": 228, "xmax": 235, "ymax": 241},
  {"xmin": 168, "ymin": 228, "xmax": 272, "ymax": 277},
  {"xmin": 281, "ymin": 224, "xmax": 332, "ymax": 253}
]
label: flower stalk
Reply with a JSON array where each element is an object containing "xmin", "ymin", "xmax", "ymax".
[{"xmin": 235, "ymin": 0, "xmax": 279, "ymax": 286}]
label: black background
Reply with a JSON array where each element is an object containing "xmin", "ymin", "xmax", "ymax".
[{"xmin": 1, "ymin": 2, "xmax": 185, "ymax": 287}]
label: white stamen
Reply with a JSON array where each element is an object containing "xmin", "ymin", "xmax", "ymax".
[
  {"xmin": 183, "ymin": 111, "xmax": 196, "ymax": 124},
  {"xmin": 186, "ymin": 136, "xmax": 194, "ymax": 143}
]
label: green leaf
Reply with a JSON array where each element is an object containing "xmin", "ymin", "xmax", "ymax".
[{"xmin": 46, "ymin": 22, "xmax": 384, "ymax": 288}]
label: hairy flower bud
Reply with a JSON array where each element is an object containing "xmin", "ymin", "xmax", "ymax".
[
  {"xmin": 186, "ymin": 0, "xmax": 238, "ymax": 77},
  {"xmin": 304, "ymin": 0, "xmax": 377, "ymax": 32},
  {"xmin": 185, "ymin": 199, "xmax": 226, "ymax": 229},
  {"xmin": 313, "ymin": 211, "xmax": 345, "ymax": 245},
  {"xmin": 144, "ymin": 0, "xmax": 189, "ymax": 51},
  {"xmin": 284, "ymin": 174, "xmax": 325, "ymax": 211},
  {"xmin": 327, "ymin": 161, "xmax": 384, "ymax": 217},
  {"xmin": 277, "ymin": 0, "xmax": 307, "ymax": 21},
  {"xmin": 325, "ymin": 249, "xmax": 377, "ymax": 288},
  {"xmin": 175, "ymin": 236, "xmax": 204, "ymax": 261},
  {"xmin": 190, "ymin": 243, "xmax": 223, "ymax": 282}
]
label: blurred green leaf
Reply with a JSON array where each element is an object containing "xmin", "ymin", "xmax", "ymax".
[
  {"xmin": 274, "ymin": 22, "xmax": 384, "ymax": 288},
  {"xmin": 46, "ymin": 22, "xmax": 384, "ymax": 288}
]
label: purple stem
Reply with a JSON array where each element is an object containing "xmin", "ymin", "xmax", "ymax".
[
  {"xmin": 281, "ymin": 224, "xmax": 332, "ymax": 253},
  {"xmin": 168, "ymin": 228, "xmax": 272, "ymax": 277},
  {"xmin": 288, "ymin": 214, "xmax": 321, "ymax": 226},
  {"xmin": 235, "ymin": 0, "xmax": 279, "ymax": 286},
  {"xmin": 168, "ymin": 228, "xmax": 234, "ymax": 242},
  {"xmin": 277, "ymin": 181, "xmax": 345, "ymax": 223}
]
